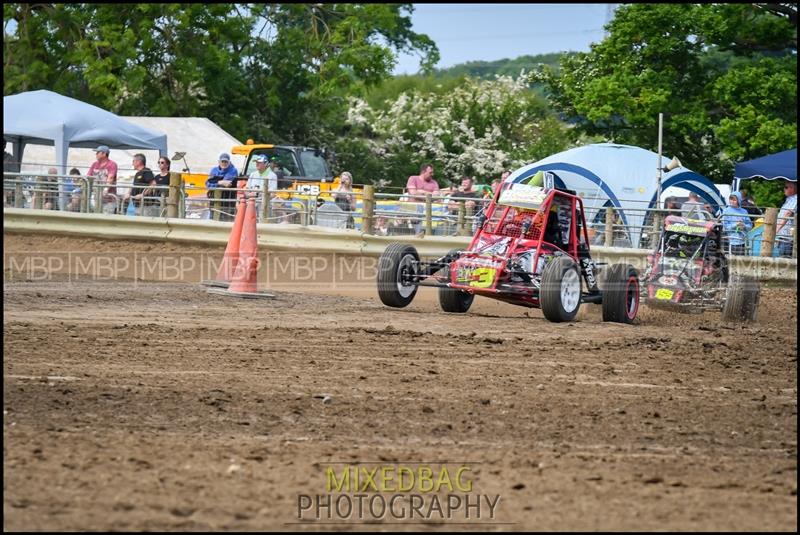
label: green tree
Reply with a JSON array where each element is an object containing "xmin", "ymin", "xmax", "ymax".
[
  {"xmin": 338, "ymin": 73, "xmax": 572, "ymax": 188},
  {"xmin": 3, "ymin": 3, "xmax": 439, "ymax": 146},
  {"xmin": 537, "ymin": 3, "xmax": 796, "ymax": 205}
]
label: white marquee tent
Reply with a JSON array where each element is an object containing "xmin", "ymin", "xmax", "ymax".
[{"xmin": 505, "ymin": 143, "xmax": 725, "ymax": 246}]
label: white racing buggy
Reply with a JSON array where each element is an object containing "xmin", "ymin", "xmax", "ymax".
[
  {"xmin": 641, "ymin": 215, "xmax": 760, "ymax": 322},
  {"xmin": 376, "ymin": 182, "xmax": 641, "ymax": 323}
]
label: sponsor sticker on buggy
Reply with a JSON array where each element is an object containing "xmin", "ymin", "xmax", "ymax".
[
  {"xmin": 460, "ymin": 267, "xmax": 497, "ymax": 288},
  {"xmin": 655, "ymin": 288, "xmax": 674, "ymax": 300},
  {"xmin": 664, "ymin": 223, "xmax": 710, "ymax": 236}
]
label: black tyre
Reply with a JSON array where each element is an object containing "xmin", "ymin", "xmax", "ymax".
[
  {"xmin": 721, "ymin": 274, "xmax": 760, "ymax": 322},
  {"xmin": 437, "ymin": 248, "xmax": 474, "ymax": 313},
  {"xmin": 602, "ymin": 263, "xmax": 640, "ymax": 324},
  {"xmin": 377, "ymin": 243, "xmax": 420, "ymax": 308},
  {"xmin": 438, "ymin": 286, "xmax": 474, "ymax": 313},
  {"xmin": 540, "ymin": 256, "xmax": 582, "ymax": 322}
]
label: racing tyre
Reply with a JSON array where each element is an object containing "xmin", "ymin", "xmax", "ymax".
[
  {"xmin": 540, "ymin": 256, "xmax": 582, "ymax": 322},
  {"xmin": 438, "ymin": 248, "xmax": 474, "ymax": 313},
  {"xmin": 377, "ymin": 243, "xmax": 420, "ymax": 308},
  {"xmin": 439, "ymin": 286, "xmax": 474, "ymax": 313},
  {"xmin": 602, "ymin": 263, "xmax": 640, "ymax": 324},
  {"xmin": 721, "ymin": 274, "xmax": 760, "ymax": 322}
]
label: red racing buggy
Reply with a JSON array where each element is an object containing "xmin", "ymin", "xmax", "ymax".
[
  {"xmin": 641, "ymin": 215, "xmax": 760, "ymax": 322},
  {"xmin": 376, "ymin": 182, "xmax": 640, "ymax": 323}
]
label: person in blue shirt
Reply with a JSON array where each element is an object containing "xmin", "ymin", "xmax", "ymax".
[
  {"xmin": 721, "ymin": 191, "xmax": 752, "ymax": 256},
  {"xmin": 206, "ymin": 152, "xmax": 240, "ymax": 221}
]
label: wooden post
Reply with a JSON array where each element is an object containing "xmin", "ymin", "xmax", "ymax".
[
  {"xmin": 464, "ymin": 203, "xmax": 474, "ymax": 236},
  {"xmin": 760, "ymin": 207, "xmax": 778, "ymax": 257},
  {"xmin": 457, "ymin": 199, "xmax": 466, "ymax": 236},
  {"xmin": 262, "ymin": 182, "xmax": 270, "ymax": 223},
  {"xmin": 362, "ymin": 185, "xmax": 375, "ymax": 234},
  {"xmin": 605, "ymin": 206, "xmax": 614, "ymax": 246},
  {"xmin": 93, "ymin": 179, "xmax": 102, "ymax": 213},
  {"xmin": 166, "ymin": 172, "xmax": 180, "ymax": 218},
  {"xmin": 80, "ymin": 178, "xmax": 89, "ymax": 212},
  {"xmin": 425, "ymin": 193, "xmax": 433, "ymax": 236},
  {"xmin": 793, "ymin": 210, "xmax": 797, "ymax": 259},
  {"xmin": 650, "ymin": 210, "xmax": 663, "ymax": 249},
  {"xmin": 212, "ymin": 189, "xmax": 221, "ymax": 221},
  {"xmin": 14, "ymin": 182, "xmax": 23, "ymax": 208}
]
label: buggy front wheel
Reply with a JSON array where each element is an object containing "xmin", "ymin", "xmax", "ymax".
[
  {"xmin": 377, "ymin": 243, "xmax": 420, "ymax": 308},
  {"xmin": 540, "ymin": 256, "xmax": 582, "ymax": 322}
]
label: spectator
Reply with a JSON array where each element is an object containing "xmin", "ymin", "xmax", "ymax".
[
  {"xmin": 664, "ymin": 197, "xmax": 681, "ymax": 217},
  {"xmin": 405, "ymin": 163, "xmax": 439, "ymax": 202},
  {"xmin": 270, "ymin": 156, "xmax": 289, "ymax": 190},
  {"xmin": 65, "ymin": 168, "xmax": 83, "ymax": 212},
  {"xmin": 448, "ymin": 176, "xmax": 480, "ymax": 215},
  {"xmin": 721, "ymin": 191, "xmax": 752, "ymax": 256},
  {"xmin": 206, "ymin": 152, "xmax": 239, "ymax": 221},
  {"xmin": 333, "ymin": 171, "xmax": 357, "ymax": 228},
  {"xmin": 33, "ymin": 167, "xmax": 59, "ymax": 210},
  {"xmin": 247, "ymin": 154, "xmax": 276, "ymax": 220},
  {"xmin": 144, "ymin": 155, "xmax": 172, "ymax": 217},
  {"xmin": 775, "ymin": 180, "xmax": 797, "ymax": 257},
  {"xmin": 680, "ymin": 191, "xmax": 703, "ymax": 218},
  {"xmin": 88, "ymin": 145, "xmax": 119, "ymax": 214},
  {"xmin": 739, "ymin": 186, "xmax": 762, "ymax": 216},
  {"xmin": 374, "ymin": 215, "xmax": 390, "ymax": 236},
  {"xmin": 124, "ymin": 153, "xmax": 155, "ymax": 216}
]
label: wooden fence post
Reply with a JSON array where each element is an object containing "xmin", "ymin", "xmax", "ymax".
[
  {"xmin": 425, "ymin": 193, "xmax": 433, "ymax": 236},
  {"xmin": 605, "ymin": 206, "xmax": 614, "ymax": 246},
  {"xmin": 362, "ymin": 185, "xmax": 375, "ymax": 234},
  {"xmin": 166, "ymin": 172, "xmax": 181, "ymax": 218},
  {"xmin": 760, "ymin": 207, "xmax": 778, "ymax": 257}
]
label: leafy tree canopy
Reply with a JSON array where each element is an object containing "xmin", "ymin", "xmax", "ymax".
[
  {"xmin": 3, "ymin": 3, "xmax": 439, "ymax": 145},
  {"xmin": 536, "ymin": 3, "xmax": 796, "ymax": 205}
]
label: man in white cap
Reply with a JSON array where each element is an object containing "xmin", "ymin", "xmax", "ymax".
[
  {"xmin": 246, "ymin": 154, "xmax": 277, "ymax": 221},
  {"xmin": 205, "ymin": 152, "xmax": 239, "ymax": 221},
  {"xmin": 88, "ymin": 145, "xmax": 119, "ymax": 214}
]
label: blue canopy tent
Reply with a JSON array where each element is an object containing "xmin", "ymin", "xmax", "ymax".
[
  {"xmin": 505, "ymin": 143, "xmax": 724, "ymax": 247},
  {"xmin": 4, "ymin": 89, "xmax": 167, "ymax": 209},
  {"xmin": 732, "ymin": 148, "xmax": 797, "ymax": 191}
]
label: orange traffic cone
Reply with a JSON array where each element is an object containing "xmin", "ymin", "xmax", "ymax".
[
  {"xmin": 209, "ymin": 194, "xmax": 274, "ymax": 299},
  {"xmin": 201, "ymin": 193, "xmax": 247, "ymax": 288}
]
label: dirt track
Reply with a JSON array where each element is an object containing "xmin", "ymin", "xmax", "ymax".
[{"xmin": 3, "ymin": 233, "xmax": 797, "ymax": 531}]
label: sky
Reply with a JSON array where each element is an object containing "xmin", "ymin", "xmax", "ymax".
[{"xmin": 392, "ymin": 3, "xmax": 615, "ymax": 75}]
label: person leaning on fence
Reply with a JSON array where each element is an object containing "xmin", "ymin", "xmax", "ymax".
[
  {"xmin": 448, "ymin": 176, "xmax": 480, "ymax": 215},
  {"xmin": 32, "ymin": 167, "xmax": 58, "ymax": 210},
  {"xmin": 88, "ymin": 145, "xmax": 119, "ymax": 214},
  {"xmin": 65, "ymin": 168, "xmax": 83, "ymax": 212},
  {"xmin": 124, "ymin": 153, "xmax": 155, "ymax": 216},
  {"xmin": 206, "ymin": 152, "xmax": 239, "ymax": 221},
  {"xmin": 142, "ymin": 155, "xmax": 172, "ymax": 217},
  {"xmin": 680, "ymin": 191, "xmax": 703, "ymax": 218},
  {"xmin": 738, "ymin": 186, "xmax": 762, "ymax": 217},
  {"xmin": 333, "ymin": 171, "xmax": 357, "ymax": 228},
  {"xmin": 775, "ymin": 180, "xmax": 797, "ymax": 257},
  {"xmin": 721, "ymin": 191, "xmax": 752, "ymax": 256},
  {"xmin": 246, "ymin": 154, "xmax": 276, "ymax": 220},
  {"xmin": 405, "ymin": 163, "xmax": 439, "ymax": 202}
]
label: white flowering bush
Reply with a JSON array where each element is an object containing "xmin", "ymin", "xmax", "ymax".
[{"xmin": 338, "ymin": 73, "xmax": 571, "ymax": 187}]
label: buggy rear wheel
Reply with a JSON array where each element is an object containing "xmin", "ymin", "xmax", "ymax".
[
  {"xmin": 721, "ymin": 274, "xmax": 760, "ymax": 322},
  {"xmin": 540, "ymin": 256, "xmax": 582, "ymax": 323},
  {"xmin": 438, "ymin": 248, "xmax": 474, "ymax": 313},
  {"xmin": 377, "ymin": 243, "xmax": 420, "ymax": 308},
  {"xmin": 602, "ymin": 263, "xmax": 640, "ymax": 324}
]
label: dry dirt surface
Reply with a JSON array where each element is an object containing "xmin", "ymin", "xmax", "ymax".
[{"xmin": 3, "ymin": 233, "xmax": 798, "ymax": 531}]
